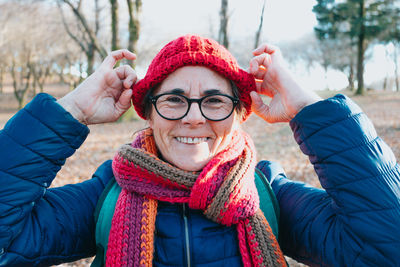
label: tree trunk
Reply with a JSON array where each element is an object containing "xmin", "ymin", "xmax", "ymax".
[
  {"xmin": 29, "ymin": 63, "xmax": 37, "ymax": 95},
  {"xmin": 86, "ymin": 43, "xmax": 95, "ymax": 75},
  {"xmin": 38, "ymin": 66, "xmax": 50, "ymax": 93},
  {"xmin": 127, "ymin": 0, "xmax": 142, "ymax": 67},
  {"xmin": 11, "ymin": 60, "xmax": 31, "ymax": 110},
  {"xmin": 254, "ymin": 0, "xmax": 266, "ymax": 49},
  {"xmin": 355, "ymin": 0, "xmax": 366, "ymax": 95},
  {"xmin": 323, "ymin": 64, "xmax": 330, "ymax": 90},
  {"xmin": 348, "ymin": 58, "xmax": 355, "ymax": 91},
  {"xmin": 95, "ymin": 0, "xmax": 100, "ymax": 35},
  {"xmin": 0, "ymin": 67, "xmax": 3, "ymax": 94},
  {"xmin": 58, "ymin": 63, "xmax": 66, "ymax": 84},
  {"xmin": 110, "ymin": 0, "xmax": 119, "ymax": 51},
  {"xmin": 383, "ymin": 76, "xmax": 388, "ymax": 91},
  {"xmin": 218, "ymin": 0, "xmax": 229, "ymax": 48},
  {"xmin": 394, "ymin": 45, "xmax": 399, "ymax": 92}
]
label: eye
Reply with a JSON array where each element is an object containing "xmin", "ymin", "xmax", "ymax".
[
  {"xmin": 205, "ymin": 97, "xmax": 223, "ymax": 103},
  {"xmin": 162, "ymin": 94, "xmax": 185, "ymax": 104},
  {"xmin": 203, "ymin": 95, "xmax": 229, "ymax": 106}
]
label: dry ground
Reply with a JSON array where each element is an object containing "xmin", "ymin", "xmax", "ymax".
[{"xmin": 1, "ymin": 83, "xmax": 399, "ymax": 266}]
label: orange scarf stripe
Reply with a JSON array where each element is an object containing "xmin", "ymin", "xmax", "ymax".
[{"xmin": 139, "ymin": 198, "xmax": 157, "ymax": 267}]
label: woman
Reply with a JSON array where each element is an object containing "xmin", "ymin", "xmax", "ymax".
[{"xmin": 0, "ymin": 34, "xmax": 399, "ymax": 267}]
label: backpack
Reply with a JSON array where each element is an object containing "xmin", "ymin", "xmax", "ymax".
[{"xmin": 91, "ymin": 162, "xmax": 280, "ymax": 267}]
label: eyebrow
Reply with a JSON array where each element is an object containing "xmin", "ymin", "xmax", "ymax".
[
  {"xmin": 162, "ymin": 88, "xmax": 225, "ymax": 96},
  {"xmin": 164, "ymin": 88, "xmax": 185, "ymax": 94},
  {"xmin": 204, "ymin": 89, "xmax": 222, "ymax": 95}
]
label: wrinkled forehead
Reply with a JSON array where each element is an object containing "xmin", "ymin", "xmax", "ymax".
[{"xmin": 154, "ymin": 66, "xmax": 232, "ymax": 96}]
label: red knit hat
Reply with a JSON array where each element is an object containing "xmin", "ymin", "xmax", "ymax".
[{"xmin": 132, "ymin": 34, "xmax": 256, "ymax": 121}]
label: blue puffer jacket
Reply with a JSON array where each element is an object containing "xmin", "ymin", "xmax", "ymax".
[{"xmin": 0, "ymin": 93, "xmax": 399, "ymax": 266}]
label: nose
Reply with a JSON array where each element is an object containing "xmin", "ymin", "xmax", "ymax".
[{"xmin": 181, "ymin": 102, "xmax": 206, "ymax": 125}]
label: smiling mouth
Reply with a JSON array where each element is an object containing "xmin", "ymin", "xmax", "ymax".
[{"xmin": 176, "ymin": 137, "xmax": 209, "ymax": 144}]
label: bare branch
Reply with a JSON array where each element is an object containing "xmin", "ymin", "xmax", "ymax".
[
  {"xmin": 57, "ymin": 2, "xmax": 88, "ymax": 53},
  {"xmin": 254, "ymin": 0, "xmax": 266, "ymax": 49},
  {"xmin": 61, "ymin": 0, "xmax": 107, "ymax": 58}
]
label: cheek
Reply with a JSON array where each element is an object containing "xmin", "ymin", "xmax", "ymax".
[
  {"xmin": 148, "ymin": 116, "xmax": 173, "ymax": 154},
  {"xmin": 212, "ymin": 117, "xmax": 240, "ymax": 147}
]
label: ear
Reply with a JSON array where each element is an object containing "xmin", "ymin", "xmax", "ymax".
[{"xmin": 148, "ymin": 117, "xmax": 154, "ymax": 129}]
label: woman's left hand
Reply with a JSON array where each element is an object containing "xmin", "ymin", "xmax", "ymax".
[{"xmin": 248, "ymin": 43, "xmax": 322, "ymax": 123}]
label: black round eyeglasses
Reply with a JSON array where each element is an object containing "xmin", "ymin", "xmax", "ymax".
[{"xmin": 149, "ymin": 93, "xmax": 239, "ymax": 121}]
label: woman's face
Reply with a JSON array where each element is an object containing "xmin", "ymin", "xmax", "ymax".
[{"xmin": 148, "ymin": 66, "xmax": 240, "ymax": 171}]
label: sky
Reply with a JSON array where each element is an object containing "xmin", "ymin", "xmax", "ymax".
[
  {"xmin": 123, "ymin": 0, "xmax": 394, "ymax": 91},
  {"xmin": 140, "ymin": 0, "xmax": 318, "ymax": 42}
]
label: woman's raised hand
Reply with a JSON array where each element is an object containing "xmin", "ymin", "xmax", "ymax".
[
  {"xmin": 57, "ymin": 49, "xmax": 137, "ymax": 125},
  {"xmin": 248, "ymin": 44, "xmax": 321, "ymax": 123}
]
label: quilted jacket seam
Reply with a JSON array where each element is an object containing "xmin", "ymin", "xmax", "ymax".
[
  {"xmin": 296, "ymin": 112, "xmax": 363, "ymax": 147},
  {"xmin": 24, "ymin": 107, "xmax": 88, "ymax": 150},
  {"xmin": 346, "ymin": 205, "xmax": 399, "ymax": 215},
  {"xmin": 2, "ymin": 129, "xmax": 61, "ymax": 172},
  {"xmin": 315, "ymin": 136, "xmax": 380, "ymax": 164},
  {"xmin": 331, "ymin": 163, "xmax": 399, "ymax": 189},
  {"xmin": 0, "ymin": 168, "xmax": 47, "ymax": 188}
]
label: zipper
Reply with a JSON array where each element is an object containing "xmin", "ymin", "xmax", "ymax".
[{"xmin": 182, "ymin": 203, "xmax": 191, "ymax": 267}]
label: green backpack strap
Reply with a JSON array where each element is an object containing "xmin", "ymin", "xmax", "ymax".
[
  {"xmin": 91, "ymin": 178, "xmax": 121, "ymax": 267},
  {"xmin": 254, "ymin": 167, "xmax": 280, "ymax": 239}
]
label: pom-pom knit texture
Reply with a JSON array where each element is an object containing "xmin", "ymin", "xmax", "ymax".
[
  {"xmin": 106, "ymin": 128, "xmax": 286, "ymax": 267},
  {"xmin": 132, "ymin": 34, "xmax": 256, "ymax": 121}
]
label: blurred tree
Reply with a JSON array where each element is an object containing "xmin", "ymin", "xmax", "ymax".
[
  {"xmin": 328, "ymin": 37, "xmax": 357, "ymax": 91},
  {"xmin": 313, "ymin": 0, "xmax": 395, "ymax": 95},
  {"xmin": 380, "ymin": 5, "xmax": 400, "ymax": 91},
  {"xmin": 394, "ymin": 46, "xmax": 400, "ymax": 91},
  {"xmin": 218, "ymin": 0, "xmax": 229, "ymax": 48},
  {"xmin": 29, "ymin": 60, "xmax": 51, "ymax": 95},
  {"xmin": 281, "ymin": 33, "xmax": 356, "ymax": 90},
  {"xmin": 254, "ymin": 0, "xmax": 266, "ymax": 49},
  {"xmin": 0, "ymin": 2, "xmax": 13, "ymax": 93},
  {"xmin": 58, "ymin": 0, "xmax": 107, "ymax": 75},
  {"xmin": 0, "ymin": 1, "xmax": 86, "ymax": 106},
  {"xmin": 127, "ymin": 0, "xmax": 142, "ymax": 67},
  {"xmin": 110, "ymin": 0, "xmax": 119, "ymax": 51},
  {"xmin": 10, "ymin": 44, "xmax": 32, "ymax": 109}
]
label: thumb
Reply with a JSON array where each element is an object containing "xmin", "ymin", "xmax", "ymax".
[
  {"xmin": 250, "ymin": 91, "xmax": 271, "ymax": 122},
  {"xmin": 115, "ymin": 89, "xmax": 133, "ymax": 116}
]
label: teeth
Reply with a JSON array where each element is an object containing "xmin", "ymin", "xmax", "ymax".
[{"xmin": 176, "ymin": 137, "xmax": 208, "ymax": 144}]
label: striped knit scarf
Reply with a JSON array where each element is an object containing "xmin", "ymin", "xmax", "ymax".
[{"xmin": 106, "ymin": 128, "xmax": 286, "ymax": 267}]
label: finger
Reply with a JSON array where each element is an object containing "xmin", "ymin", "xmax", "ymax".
[
  {"xmin": 252, "ymin": 64, "xmax": 268, "ymax": 80},
  {"xmin": 115, "ymin": 65, "xmax": 137, "ymax": 83},
  {"xmin": 250, "ymin": 91, "xmax": 271, "ymax": 122},
  {"xmin": 250, "ymin": 54, "xmax": 271, "ymax": 73},
  {"xmin": 114, "ymin": 65, "xmax": 138, "ymax": 88},
  {"xmin": 115, "ymin": 89, "xmax": 133, "ymax": 116},
  {"xmin": 249, "ymin": 55, "xmax": 270, "ymax": 80},
  {"xmin": 101, "ymin": 49, "xmax": 136, "ymax": 69},
  {"xmin": 123, "ymin": 72, "xmax": 138, "ymax": 89},
  {"xmin": 253, "ymin": 43, "xmax": 279, "ymax": 56},
  {"xmin": 255, "ymin": 79, "xmax": 275, "ymax": 98}
]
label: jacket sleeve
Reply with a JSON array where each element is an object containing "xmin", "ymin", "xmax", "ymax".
[
  {"xmin": 271, "ymin": 94, "xmax": 400, "ymax": 267},
  {"xmin": 0, "ymin": 93, "xmax": 113, "ymax": 266}
]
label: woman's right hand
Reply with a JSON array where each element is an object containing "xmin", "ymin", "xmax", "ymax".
[
  {"xmin": 248, "ymin": 44, "xmax": 321, "ymax": 123},
  {"xmin": 57, "ymin": 49, "xmax": 137, "ymax": 125}
]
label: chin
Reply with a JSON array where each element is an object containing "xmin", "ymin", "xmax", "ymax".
[{"xmin": 173, "ymin": 158, "xmax": 210, "ymax": 172}]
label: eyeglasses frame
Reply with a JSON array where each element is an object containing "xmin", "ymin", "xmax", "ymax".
[{"xmin": 149, "ymin": 92, "xmax": 240, "ymax": 121}]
